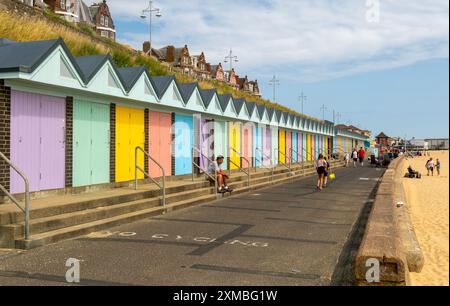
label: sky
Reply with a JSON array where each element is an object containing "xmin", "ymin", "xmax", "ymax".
[{"xmin": 105, "ymin": 0, "xmax": 448, "ymax": 139}]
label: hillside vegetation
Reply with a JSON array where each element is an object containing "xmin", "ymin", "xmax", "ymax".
[{"xmin": 0, "ymin": 5, "xmax": 321, "ymax": 122}]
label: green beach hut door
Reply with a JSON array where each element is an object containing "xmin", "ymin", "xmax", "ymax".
[{"xmin": 73, "ymin": 100, "xmax": 110, "ymax": 187}]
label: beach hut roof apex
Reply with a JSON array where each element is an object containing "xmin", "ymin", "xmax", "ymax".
[
  {"xmin": 150, "ymin": 75, "xmax": 176, "ymax": 99},
  {"xmin": 176, "ymin": 82, "xmax": 198, "ymax": 103},
  {"xmin": 0, "ymin": 38, "xmax": 65, "ymax": 74},
  {"xmin": 217, "ymin": 93, "xmax": 232, "ymax": 112},
  {"xmin": 199, "ymin": 89, "xmax": 217, "ymax": 108}
]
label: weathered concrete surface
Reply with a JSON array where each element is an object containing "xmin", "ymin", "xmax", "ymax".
[
  {"xmin": 355, "ymin": 157, "xmax": 424, "ymax": 286},
  {"xmin": 0, "ymin": 165, "xmax": 383, "ymax": 286},
  {"xmin": 393, "ymin": 158, "xmax": 425, "ymax": 273}
]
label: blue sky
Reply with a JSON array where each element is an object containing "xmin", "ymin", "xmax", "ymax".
[{"xmin": 105, "ymin": 0, "xmax": 449, "ymax": 139}]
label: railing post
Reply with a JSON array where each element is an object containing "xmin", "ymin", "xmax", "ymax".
[
  {"xmin": 24, "ymin": 179, "xmax": 30, "ymax": 241},
  {"xmin": 214, "ymin": 165, "xmax": 218, "ymax": 198},
  {"xmin": 162, "ymin": 173, "xmax": 166, "ymax": 207},
  {"xmin": 247, "ymin": 161, "xmax": 251, "ymax": 187},
  {"xmin": 191, "ymin": 148, "xmax": 195, "ymax": 182},
  {"xmin": 134, "ymin": 147, "xmax": 138, "ymax": 190}
]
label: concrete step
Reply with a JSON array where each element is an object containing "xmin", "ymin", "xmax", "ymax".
[
  {"xmin": 14, "ymin": 167, "xmax": 321, "ymax": 249},
  {"xmin": 6, "ymin": 167, "xmax": 313, "ymax": 240},
  {"xmin": 0, "ymin": 163, "xmax": 319, "ymax": 226}
]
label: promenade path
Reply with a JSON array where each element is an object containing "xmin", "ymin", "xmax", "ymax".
[{"xmin": 0, "ymin": 165, "xmax": 384, "ymax": 286}]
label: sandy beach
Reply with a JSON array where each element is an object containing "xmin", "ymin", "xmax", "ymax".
[{"xmin": 402, "ymin": 151, "xmax": 449, "ymax": 286}]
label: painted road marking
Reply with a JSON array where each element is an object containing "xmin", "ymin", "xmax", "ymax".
[
  {"xmin": 150, "ymin": 234, "xmax": 269, "ymax": 248},
  {"xmin": 118, "ymin": 232, "xmax": 137, "ymax": 237},
  {"xmin": 360, "ymin": 178, "xmax": 381, "ymax": 181}
]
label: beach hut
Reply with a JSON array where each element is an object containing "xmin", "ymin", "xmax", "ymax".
[
  {"xmin": 199, "ymin": 116, "xmax": 215, "ymax": 170},
  {"xmin": 286, "ymin": 131, "xmax": 292, "ymax": 163},
  {"xmin": 228, "ymin": 121, "xmax": 242, "ymax": 170},
  {"xmin": 72, "ymin": 99, "xmax": 110, "ymax": 187},
  {"xmin": 214, "ymin": 120, "xmax": 228, "ymax": 170},
  {"xmin": 242, "ymin": 122, "xmax": 254, "ymax": 169},
  {"xmin": 10, "ymin": 91, "xmax": 66, "ymax": 193},
  {"xmin": 253, "ymin": 124, "xmax": 263, "ymax": 167},
  {"xmin": 173, "ymin": 113, "xmax": 194, "ymax": 175},
  {"xmin": 148, "ymin": 110, "xmax": 172, "ymax": 178},
  {"xmin": 292, "ymin": 132, "xmax": 298, "ymax": 163},
  {"xmin": 307, "ymin": 134, "xmax": 312, "ymax": 161},
  {"xmin": 263, "ymin": 125, "xmax": 272, "ymax": 166},
  {"xmin": 115, "ymin": 105, "xmax": 145, "ymax": 182},
  {"xmin": 297, "ymin": 132, "xmax": 303, "ymax": 162},
  {"xmin": 278, "ymin": 129, "xmax": 286, "ymax": 164}
]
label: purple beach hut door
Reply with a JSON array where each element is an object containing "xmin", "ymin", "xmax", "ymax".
[{"xmin": 10, "ymin": 90, "xmax": 66, "ymax": 194}]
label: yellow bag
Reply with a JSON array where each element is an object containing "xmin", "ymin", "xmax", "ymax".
[{"xmin": 329, "ymin": 173, "xmax": 336, "ymax": 180}]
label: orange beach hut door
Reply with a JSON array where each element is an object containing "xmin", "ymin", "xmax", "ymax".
[{"xmin": 149, "ymin": 111, "xmax": 172, "ymax": 178}]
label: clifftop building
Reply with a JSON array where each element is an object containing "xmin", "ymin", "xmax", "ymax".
[{"xmin": 42, "ymin": 0, "xmax": 116, "ymax": 40}]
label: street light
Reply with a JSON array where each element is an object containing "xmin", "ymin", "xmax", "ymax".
[
  {"xmin": 224, "ymin": 49, "xmax": 239, "ymax": 72},
  {"xmin": 140, "ymin": 0, "xmax": 162, "ymax": 47}
]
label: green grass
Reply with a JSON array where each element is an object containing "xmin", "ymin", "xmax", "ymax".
[{"xmin": 0, "ymin": 9, "xmax": 321, "ymax": 122}]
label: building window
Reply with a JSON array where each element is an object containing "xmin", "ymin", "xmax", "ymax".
[
  {"xmin": 60, "ymin": 0, "xmax": 66, "ymax": 9},
  {"xmin": 104, "ymin": 16, "xmax": 109, "ymax": 27},
  {"xmin": 100, "ymin": 15, "xmax": 105, "ymax": 26},
  {"xmin": 101, "ymin": 31, "xmax": 109, "ymax": 38}
]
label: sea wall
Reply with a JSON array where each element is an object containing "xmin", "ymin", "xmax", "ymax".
[{"xmin": 355, "ymin": 156, "xmax": 424, "ymax": 285}]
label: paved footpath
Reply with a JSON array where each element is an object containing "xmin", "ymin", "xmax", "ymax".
[{"xmin": 0, "ymin": 165, "xmax": 384, "ymax": 286}]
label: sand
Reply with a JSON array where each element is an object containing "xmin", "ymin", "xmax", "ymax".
[{"xmin": 401, "ymin": 151, "xmax": 449, "ymax": 286}]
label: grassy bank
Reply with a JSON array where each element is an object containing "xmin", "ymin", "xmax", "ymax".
[{"xmin": 0, "ymin": 8, "xmax": 320, "ymax": 121}]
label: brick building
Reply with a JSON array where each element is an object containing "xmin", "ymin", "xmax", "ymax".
[
  {"xmin": 151, "ymin": 45, "xmax": 193, "ymax": 75},
  {"xmin": 43, "ymin": 0, "xmax": 115, "ymax": 41}
]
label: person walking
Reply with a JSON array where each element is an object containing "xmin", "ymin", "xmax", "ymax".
[
  {"xmin": 315, "ymin": 154, "xmax": 327, "ymax": 191},
  {"xmin": 352, "ymin": 149, "xmax": 358, "ymax": 167},
  {"xmin": 436, "ymin": 159, "xmax": 441, "ymax": 176},
  {"xmin": 323, "ymin": 157, "xmax": 331, "ymax": 188},
  {"xmin": 344, "ymin": 152, "xmax": 350, "ymax": 167},
  {"xmin": 358, "ymin": 147, "xmax": 366, "ymax": 167},
  {"xmin": 425, "ymin": 158, "xmax": 435, "ymax": 176}
]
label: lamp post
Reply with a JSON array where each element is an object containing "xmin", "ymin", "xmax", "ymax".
[
  {"xmin": 140, "ymin": 0, "xmax": 162, "ymax": 47},
  {"xmin": 298, "ymin": 91, "xmax": 307, "ymax": 114},
  {"xmin": 224, "ymin": 49, "xmax": 239, "ymax": 72},
  {"xmin": 269, "ymin": 76, "xmax": 280, "ymax": 103}
]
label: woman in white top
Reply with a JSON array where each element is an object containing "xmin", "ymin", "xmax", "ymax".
[
  {"xmin": 316, "ymin": 154, "xmax": 326, "ymax": 191},
  {"xmin": 344, "ymin": 152, "xmax": 350, "ymax": 167},
  {"xmin": 352, "ymin": 149, "xmax": 358, "ymax": 167},
  {"xmin": 426, "ymin": 158, "xmax": 435, "ymax": 176}
]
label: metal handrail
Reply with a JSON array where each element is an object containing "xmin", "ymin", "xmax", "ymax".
[
  {"xmin": 291, "ymin": 148, "xmax": 300, "ymax": 165},
  {"xmin": 255, "ymin": 147, "xmax": 274, "ymax": 182},
  {"xmin": 192, "ymin": 147, "xmax": 218, "ymax": 197},
  {"xmin": 274, "ymin": 148, "xmax": 292, "ymax": 175},
  {"xmin": 228, "ymin": 147, "xmax": 251, "ymax": 187},
  {"xmin": 0, "ymin": 151, "xmax": 30, "ymax": 240},
  {"xmin": 135, "ymin": 146, "xmax": 166, "ymax": 207},
  {"xmin": 300, "ymin": 147, "xmax": 316, "ymax": 174}
]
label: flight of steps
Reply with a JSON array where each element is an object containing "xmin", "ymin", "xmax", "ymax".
[{"xmin": 0, "ymin": 160, "xmax": 344, "ymax": 249}]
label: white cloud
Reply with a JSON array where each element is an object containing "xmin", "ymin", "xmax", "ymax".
[{"xmin": 105, "ymin": 0, "xmax": 449, "ymax": 82}]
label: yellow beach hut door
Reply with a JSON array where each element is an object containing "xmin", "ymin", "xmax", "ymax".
[
  {"xmin": 229, "ymin": 122, "xmax": 241, "ymax": 170},
  {"xmin": 279, "ymin": 130, "xmax": 286, "ymax": 164},
  {"xmin": 115, "ymin": 106, "xmax": 145, "ymax": 182}
]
